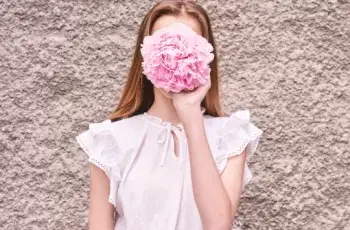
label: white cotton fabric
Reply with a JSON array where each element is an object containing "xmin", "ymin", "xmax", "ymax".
[{"xmin": 75, "ymin": 109, "xmax": 263, "ymax": 230}]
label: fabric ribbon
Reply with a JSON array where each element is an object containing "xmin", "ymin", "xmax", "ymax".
[{"xmin": 157, "ymin": 123, "xmax": 186, "ymax": 168}]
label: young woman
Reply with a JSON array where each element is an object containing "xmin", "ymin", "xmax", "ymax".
[{"xmin": 75, "ymin": 1, "xmax": 263, "ymax": 230}]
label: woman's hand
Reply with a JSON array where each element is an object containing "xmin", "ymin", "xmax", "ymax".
[
  {"xmin": 172, "ymin": 78, "xmax": 236, "ymax": 229},
  {"xmin": 171, "ymin": 79, "xmax": 211, "ymax": 124}
]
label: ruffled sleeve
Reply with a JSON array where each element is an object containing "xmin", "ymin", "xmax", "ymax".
[
  {"xmin": 214, "ymin": 110, "xmax": 263, "ymax": 188},
  {"xmin": 75, "ymin": 120, "xmax": 121, "ymax": 208}
]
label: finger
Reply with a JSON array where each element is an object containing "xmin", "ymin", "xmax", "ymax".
[{"xmin": 194, "ymin": 84, "xmax": 210, "ymax": 97}]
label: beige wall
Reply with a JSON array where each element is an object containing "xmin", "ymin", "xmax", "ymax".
[{"xmin": 1, "ymin": 0, "xmax": 349, "ymax": 229}]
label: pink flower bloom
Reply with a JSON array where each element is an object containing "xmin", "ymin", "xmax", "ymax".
[{"xmin": 140, "ymin": 22, "xmax": 214, "ymax": 93}]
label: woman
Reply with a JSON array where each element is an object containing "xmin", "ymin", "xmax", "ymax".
[{"xmin": 75, "ymin": 1, "xmax": 263, "ymax": 229}]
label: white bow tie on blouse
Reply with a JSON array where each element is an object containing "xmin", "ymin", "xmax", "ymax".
[
  {"xmin": 156, "ymin": 122, "xmax": 187, "ymax": 168},
  {"xmin": 148, "ymin": 107, "xmax": 206, "ymax": 169}
]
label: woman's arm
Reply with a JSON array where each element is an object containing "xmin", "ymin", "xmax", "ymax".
[
  {"xmin": 88, "ymin": 164, "xmax": 116, "ymax": 230},
  {"xmin": 172, "ymin": 81, "xmax": 246, "ymax": 230},
  {"xmin": 182, "ymin": 109, "xmax": 246, "ymax": 230}
]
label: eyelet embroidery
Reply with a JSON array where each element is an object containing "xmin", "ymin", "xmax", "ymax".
[
  {"xmin": 76, "ymin": 131, "xmax": 119, "ymax": 209},
  {"xmin": 215, "ymin": 114, "xmax": 263, "ymax": 187},
  {"xmin": 88, "ymin": 157, "xmax": 110, "ymax": 177}
]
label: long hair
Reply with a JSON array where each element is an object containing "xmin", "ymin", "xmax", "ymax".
[{"xmin": 109, "ymin": 1, "xmax": 223, "ymax": 122}]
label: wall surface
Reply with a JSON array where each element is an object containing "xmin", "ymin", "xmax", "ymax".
[{"xmin": 1, "ymin": 0, "xmax": 349, "ymax": 229}]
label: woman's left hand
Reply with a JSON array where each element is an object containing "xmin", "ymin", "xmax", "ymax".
[{"xmin": 171, "ymin": 79, "xmax": 211, "ymax": 124}]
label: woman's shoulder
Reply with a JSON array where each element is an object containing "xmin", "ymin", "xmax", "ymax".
[
  {"xmin": 74, "ymin": 114, "xmax": 148, "ymax": 208},
  {"xmin": 93, "ymin": 113, "xmax": 148, "ymax": 136},
  {"xmin": 203, "ymin": 109, "xmax": 263, "ymax": 142},
  {"xmin": 75, "ymin": 114, "xmax": 148, "ymax": 155},
  {"xmin": 202, "ymin": 109, "xmax": 264, "ymax": 186},
  {"xmin": 203, "ymin": 110, "xmax": 251, "ymax": 129},
  {"xmin": 91, "ymin": 113, "xmax": 146, "ymax": 129},
  {"xmin": 99, "ymin": 113, "xmax": 147, "ymax": 130}
]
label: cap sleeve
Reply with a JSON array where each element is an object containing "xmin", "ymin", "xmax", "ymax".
[
  {"xmin": 75, "ymin": 120, "xmax": 121, "ymax": 208},
  {"xmin": 214, "ymin": 110, "xmax": 263, "ymax": 188}
]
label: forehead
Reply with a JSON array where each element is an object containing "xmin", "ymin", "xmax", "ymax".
[{"xmin": 151, "ymin": 15, "xmax": 203, "ymax": 36}]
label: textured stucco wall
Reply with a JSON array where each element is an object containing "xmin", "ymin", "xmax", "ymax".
[{"xmin": 1, "ymin": 0, "xmax": 349, "ymax": 229}]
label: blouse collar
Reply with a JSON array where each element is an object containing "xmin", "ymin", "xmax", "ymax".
[
  {"xmin": 143, "ymin": 106, "xmax": 206, "ymax": 129},
  {"xmin": 142, "ymin": 107, "xmax": 206, "ymax": 167}
]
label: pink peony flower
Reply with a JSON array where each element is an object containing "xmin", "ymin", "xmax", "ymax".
[{"xmin": 140, "ymin": 22, "xmax": 214, "ymax": 93}]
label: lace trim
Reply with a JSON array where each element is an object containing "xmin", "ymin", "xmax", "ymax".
[
  {"xmin": 217, "ymin": 137, "xmax": 249, "ymax": 159},
  {"xmin": 219, "ymin": 115, "xmax": 262, "ymax": 153},
  {"xmin": 218, "ymin": 131, "xmax": 260, "ymax": 159},
  {"xmin": 88, "ymin": 157, "xmax": 118, "ymax": 208},
  {"xmin": 88, "ymin": 157, "xmax": 109, "ymax": 178},
  {"xmin": 246, "ymin": 131, "xmax": 261, "ymax": 160},
  {"xmin": 216, "ymin": 124, "xmax": 262, "ymax": 188},
  {"xmin": 76, "ymin": 132, "xmax": 113, "ymax": 175},
  {"xmin": 76, "ymin": 134, "xmax": 118, "ymax": 208}
]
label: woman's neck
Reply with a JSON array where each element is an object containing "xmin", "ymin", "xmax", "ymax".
[{"xmin": 147, "ymin": 88, "xmax": 181, "ymax": 125}]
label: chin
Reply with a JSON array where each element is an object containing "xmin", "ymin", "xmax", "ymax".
[{"xmin": 155, "ymin": 87, "xmax": 173, "ymax": 99}]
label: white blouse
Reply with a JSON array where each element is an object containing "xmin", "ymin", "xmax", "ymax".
[{"xmin": 75, "ymin": 109, "xmax": 263, "ymax": 230}]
